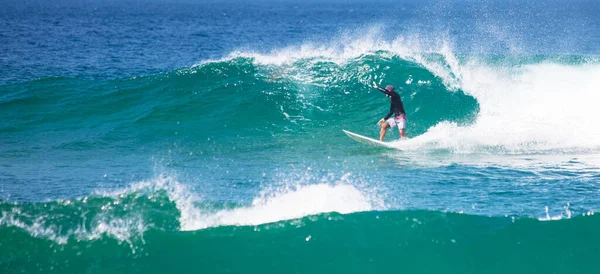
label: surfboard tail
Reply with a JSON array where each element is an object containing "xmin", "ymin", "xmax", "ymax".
[{"xmin": 342, "ymin": 130, "xmax": 394, "ymax": 148}]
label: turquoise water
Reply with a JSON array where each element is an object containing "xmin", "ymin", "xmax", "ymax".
[{"xmin": 2, "ymin": 0, "xmax": 600, "ymax": 273}]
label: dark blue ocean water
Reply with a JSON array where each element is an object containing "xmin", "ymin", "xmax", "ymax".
[{"xmin": 2, "ymin": 0, "xmax": 600, "ymax": 273}]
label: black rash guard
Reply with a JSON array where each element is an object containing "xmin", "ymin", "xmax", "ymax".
[{"xmin": 377, "ymin": 87, "xmax": 405, "ymax": 120}]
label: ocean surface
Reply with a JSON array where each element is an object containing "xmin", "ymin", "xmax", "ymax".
[{"xmin": 2, "ymin": 0, "xmax": 600, "ymax": 273}]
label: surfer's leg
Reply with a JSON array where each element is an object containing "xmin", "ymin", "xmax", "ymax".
[
  {"xmin": 379, "ymin": 122, "xmax": 390, "ymax": 141},
  {"xmin": 397, "ymin": 118, "xmax": 406, "ymax": 139}
]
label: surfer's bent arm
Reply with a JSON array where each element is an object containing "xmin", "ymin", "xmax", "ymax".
[{"xmin": 383, "ymin": 109, "xmax": 394, "ymax": 120}]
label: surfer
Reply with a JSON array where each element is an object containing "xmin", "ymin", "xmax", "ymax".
[{"xmin": 373, "ymin": 82, "xmax": 406, "ymax": 141}]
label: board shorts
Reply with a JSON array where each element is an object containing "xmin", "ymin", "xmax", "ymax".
[{"xmin": 387, "ymin": 114, "xmax": 406, "ymax": 129}]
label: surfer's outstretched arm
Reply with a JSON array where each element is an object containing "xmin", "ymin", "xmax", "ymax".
[
  {"xmin": 377, "ymin": 87, "xmax": 390, "ymax": 94},
  {"xmin": 373, "ymin": 83, "xmax": 391, "ymax": 95}
]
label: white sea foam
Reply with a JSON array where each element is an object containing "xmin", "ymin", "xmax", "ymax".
[
  {"xmin": 0, "ymin": 208, "xmax": 71, "ymax": 244},
  {"xmin": 180, "ymin": 182, "xmax": 375, "ymax": 231},
  {"xmin": 0, "ymin": 206, "xmax": 147, "ymax": 249},
  {"xmin": 539, "ymin": 204, "xmax": 574, "ymax": 221},
  {"xmin": 130, "ymin": 175, "xmax": 376, "ymax": 231},
  {"xmin": 389, "ymin": 60, "xmax": 600, "ymax": 154}
]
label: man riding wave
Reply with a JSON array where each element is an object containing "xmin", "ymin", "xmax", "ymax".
[{"xmin": 373, "ymin": 82, "xmax": 407, "ymax": 141}]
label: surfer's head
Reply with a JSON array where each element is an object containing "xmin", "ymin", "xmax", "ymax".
[{"xmin": 385, "ymin": 85, "xmax": 395, "ymax": 92}]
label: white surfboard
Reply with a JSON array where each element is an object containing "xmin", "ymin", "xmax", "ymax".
[{"xmin": 342, "ymin": 130, "xmax": 396, "ymax": 148}]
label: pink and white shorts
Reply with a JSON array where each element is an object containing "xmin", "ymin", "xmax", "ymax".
[{"xmin": 387, "ymin": 115, "xmax": 406, "ymax": 129}]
